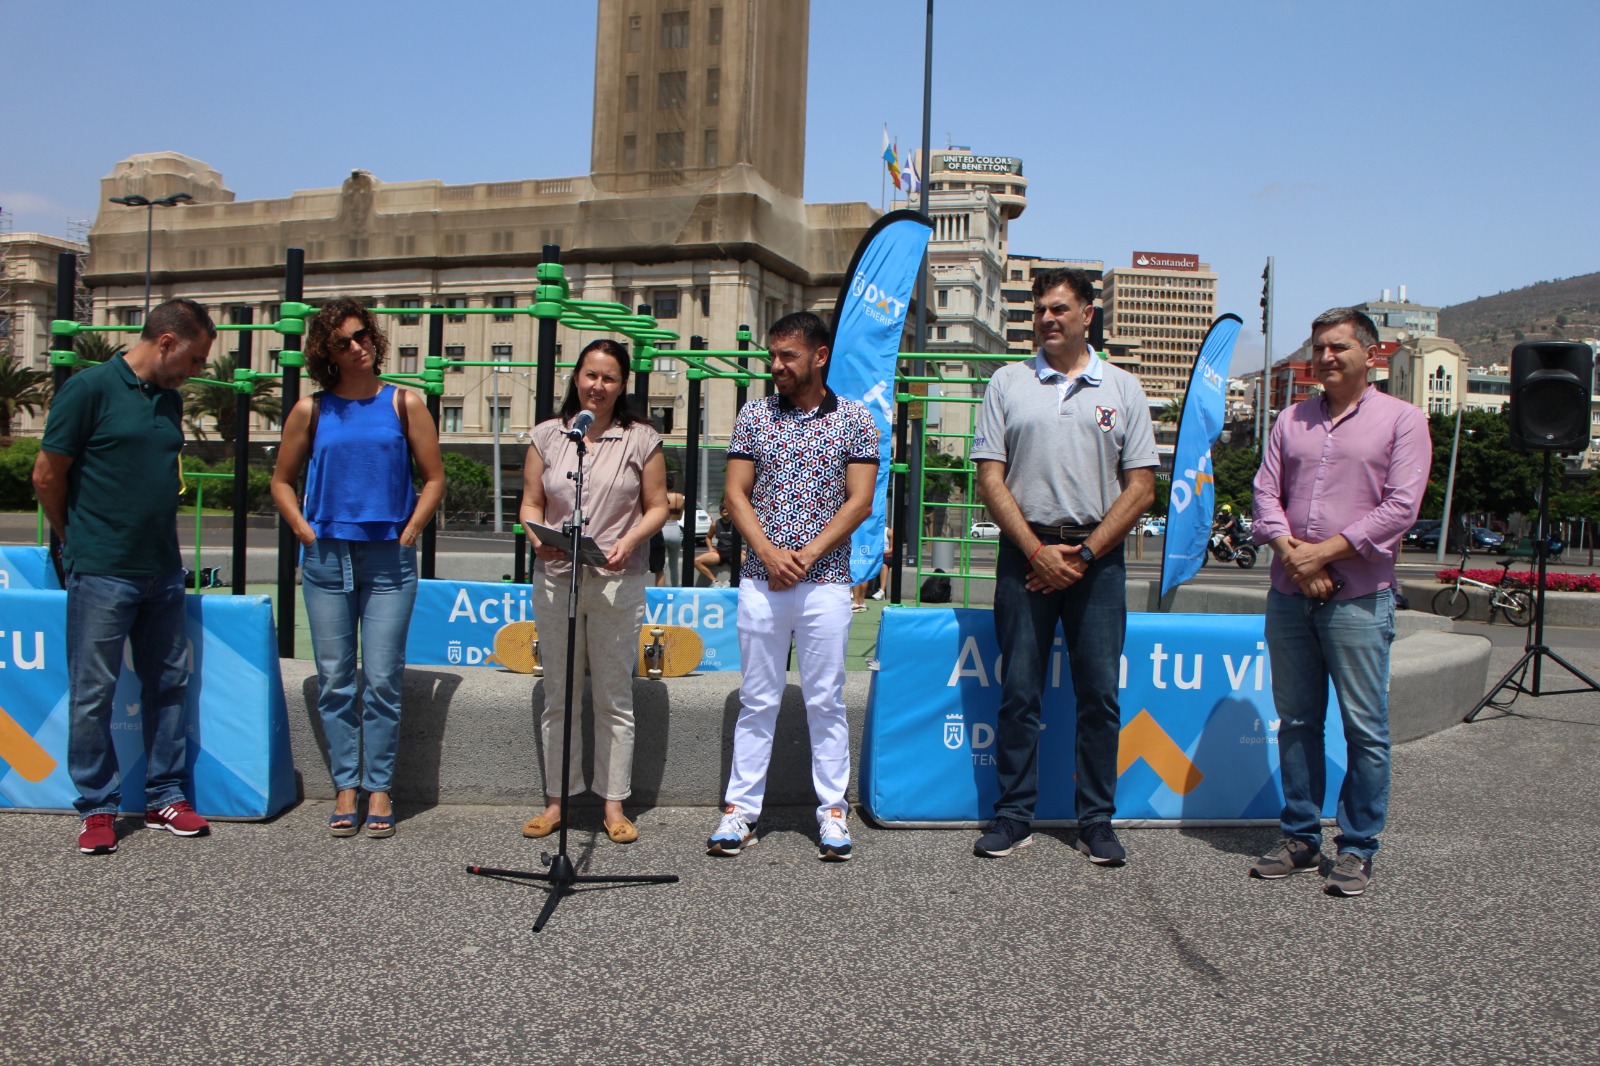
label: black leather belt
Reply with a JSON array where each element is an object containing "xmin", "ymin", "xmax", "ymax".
[{"xmin": 1028, "ymin": 522, "xmax": 1097, "ymax": 540}]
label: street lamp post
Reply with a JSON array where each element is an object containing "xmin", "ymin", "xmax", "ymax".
[{"xmin": 108, "ymin": 192, "xmax": 193, "ymax": 315}]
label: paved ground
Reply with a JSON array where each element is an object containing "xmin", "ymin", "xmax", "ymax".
[{"xmin": 2, "ymin": 640, "xmax": 1596, "ymax": 1065}]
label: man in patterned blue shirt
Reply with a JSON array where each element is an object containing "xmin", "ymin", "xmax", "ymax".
[{"xmin": 706, "ymin": 311, "xmax": 878, "ymax": 861}]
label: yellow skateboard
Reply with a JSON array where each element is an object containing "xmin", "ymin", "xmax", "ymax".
[{"xmin": 492, "ymin": 621, "xmax": 705, "ymax": 678}]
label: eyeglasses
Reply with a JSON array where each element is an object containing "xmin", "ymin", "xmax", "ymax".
[{"xmin": 330, "ymin": 328, "xmax": 371, "ymax": 352}]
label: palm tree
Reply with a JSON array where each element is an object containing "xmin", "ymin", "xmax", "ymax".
[
  {"xmin": 182, "ymin": 354, "xmax": 281, "ymax": 456},
  {"xmin": 0, "ymin": 355, "xmax": 51, "ymax": 438},
  {"xmin": 1159, "ymin": 398, "xmax": 1184, "ymax": 424},
  {"xmin": 74, "ymin": 331, "xmax": 128, "ymax": 366}
]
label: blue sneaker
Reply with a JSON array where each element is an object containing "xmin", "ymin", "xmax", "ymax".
[
  {"xmin": 1076, "ymin": 822, "xmax": 1126, "ymax": 866},
  {"xmin": 818, "ymin": 808, "xmax": 853, "ymax": 862},
  {"xmin": 707, "ymin": 806, "xmax": 757, "ymax": 856}
]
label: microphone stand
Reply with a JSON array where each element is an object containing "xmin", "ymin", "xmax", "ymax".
[{"xmin": 468, "ymin": 425, "xmax": 678, "ymax": 931}]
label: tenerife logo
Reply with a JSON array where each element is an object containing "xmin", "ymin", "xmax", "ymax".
[
  {"xmin": 850, "ymin": 271, "xmax": 908, "ymax": 328},
  {"xmin": 447, "ymin": 640, "xmax": 463, "ymax": 665},
  {"xmin": 1168, "ymin": 448, "xmax": 1213, "ymax": 515},
  {"xmin": 943, "ymin": 713, "xmax": 964, "ymax": 749}
]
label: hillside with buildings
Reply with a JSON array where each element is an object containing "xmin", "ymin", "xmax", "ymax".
[{"xmin": 1438, "ymin": 272, "xmax": 1600, "ymax": 366}]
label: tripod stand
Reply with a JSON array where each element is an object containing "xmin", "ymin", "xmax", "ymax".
[
  {"xmin": 1464, "ymin": 451, "xmax": 1600, "ymax": 722},
  {"xmin": 467, "ymin": 427, "xmax": 677, "ymax": 931}
]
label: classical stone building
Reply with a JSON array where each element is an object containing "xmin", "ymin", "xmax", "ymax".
[
  {"xmin": 81, "ymin": 0, "xmax": 872, "ymax": 465},
  {"xmin": 1, "ymin": 229, "xmax": 88, "ymax": 437}
]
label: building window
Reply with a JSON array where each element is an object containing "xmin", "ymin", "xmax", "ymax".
[
  {"xmin": 660, "ymin": 10, "xmax": 689, "ymax": 49},
  {"xmin": 445, "ymin": 297, "xmax": 468, "ymax": 323},
  {"xmin": 120, "ymin": 308, "xmax": 144, "ymax": 328},
  {"xmin": 653, "ymin": 289, "xmax": 680, "ymax": 319},
  {"xmin": 627, "ymin": 14, "xmax": 641, "ymax": 51},
  {"xmin": 488, "ymin": 403, "xmax": 511, "ymax": 433},
  {"xmin": 936, "ymin": 326, "xmax": 948, "ymax": 340},
  {"xmin": 656, "ymin": 131, "xmax": 685, "ymax": 169},
  {"xmin": 705, "ymin": 67, "xmax": 720, "ymax": 106},
  {"xmin": 442, "ymin": 406, "xmax": 463, "ymax": 433},
  {"xmin": 397, "ymin": 298, "xmax": 421, "ymax": 326},
  {"xmin": 937, "ymin": 289, "xmax": 949, "ymax": 308},
  {"xmin": 492, "ymin": 295, "xmax": 516, "ymax": 322},
  {"xmin": 445, "ymin": 344, "xmax": 465, "ymax": 373},
  {"xmin": 703, "ymin": 128, "xmax": 719, "ymax": 167},
  {"xmin": 267, "ymin": 348, "xmax": 282, "ymax": 369},
  {"xmin": 399, "ymin": 346, "xmax": 418, "ymax": 373},
  {"xmin": 658, "ymin": 70, "xmax": 687, "ymax": 109},
  {"xmin": 654, "ymin": 356, "xmax": 681, "ymax": 374},
  {"xmin": 491, "ymin": 343, "xmax": 513, "ymax": 368},
  {"xmin": 625, "ymin": 75, "xmax": 639, "ymax": 112},
  {"xmin": 708, "ymin": 6, "xmax": 722, "ymax": 43},
  {"xmin": 696, "ymin": 286, "xmax": 710, "ymax": 316},
  {"xmin": 623, "ymin": 134, "xmax": 637, "ymax": 168}
]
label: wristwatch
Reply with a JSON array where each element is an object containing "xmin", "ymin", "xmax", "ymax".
[{"xmin": 1077, "ymin": 543, "xmax": 1096, "ymax": 566}]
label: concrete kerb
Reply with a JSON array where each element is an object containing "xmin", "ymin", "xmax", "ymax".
[{"xmin": 282, "ymin": 581, "xmax": 1489, "ymax": 810}]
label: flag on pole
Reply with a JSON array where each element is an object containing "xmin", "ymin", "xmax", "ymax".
[
  {"xmin": 902, "ymin": 153, "xmax": 921, "ymax": 196},
  {"xmin": 1158, "ymin": 313, "xmax": 1245, "ymax": 600},
  {"xmin": 881, "ymin": 125, "xmax": 902, "ymax": 189}
]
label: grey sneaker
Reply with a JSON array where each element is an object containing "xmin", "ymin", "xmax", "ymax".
[
  {"xmin": 1324, "ymin": 852, "xmax": 1373, "ymax": 897},
  {"xmin": 1248, "ymin": 838, "xmax": 1324, "ymax": 879},
  {"xmin": 706, "ymin": 806, "xmax": 757, "ymax": 856}
]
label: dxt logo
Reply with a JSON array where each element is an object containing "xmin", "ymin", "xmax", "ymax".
[
  {"xmin": 1169, "ymin": 448, "xmax": 1214, "ymax": 514},
  {"xmin": 850, "ymin": 271, "xmax": 907, "ymax": 325}
]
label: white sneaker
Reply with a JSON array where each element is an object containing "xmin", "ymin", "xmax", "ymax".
[
  {"xmin": 870, "ymin": 589, "xmax": 885, "ymax": 600},
  {"xmin": 706, "ymin": 805, "xmax": 757, "ymax": 856},
  {"xmin": 818, "ymin": 808, "xmax": 853, "ymax": 862}
]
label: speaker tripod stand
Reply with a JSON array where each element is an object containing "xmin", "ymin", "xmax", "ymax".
[
  {"xmin": 1465, "ymin": 451, "xmax": 1600, "ymax": 722},
  {"xmin": 467, "ymin": 428, "xmax": 677, "ymax": 931}
]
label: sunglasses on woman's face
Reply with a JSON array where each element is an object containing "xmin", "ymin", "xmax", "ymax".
[{"xmin": 331, "ymin": 328, "xmax": 371, "ymax": 352}]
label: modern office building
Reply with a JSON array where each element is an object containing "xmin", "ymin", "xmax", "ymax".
[
  {"xmin": 78, "ymin": 0, "xmax": 873, "ymax": 461},
  {"xmin": 1101, "ymin": 252, "xmax": 1218, "ymax": 403}
]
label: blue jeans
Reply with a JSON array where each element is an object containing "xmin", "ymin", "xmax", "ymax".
[
  {"xmin": 66, "ymin": 570, "xmax": 191, "ymax": 817},
  {"xmin": 1266, "ymin": 587, "xmax": 1396, "ymax": 859},
  {"xmin": 992, "ymin": 537, "xmax": 1127, "ymax": 825},
  {"xmin": 301, "ymin": 539, "xmax": 418, "ymax": 794}
]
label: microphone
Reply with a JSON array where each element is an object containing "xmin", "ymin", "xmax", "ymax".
[{"xmin": 564, "ymin": 410, "xmax": 594, "ymax": 442}]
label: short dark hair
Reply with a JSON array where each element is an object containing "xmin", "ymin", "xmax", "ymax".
[
  {"xmin": 1311, "ymin": 307, "xmax": 1380, "ymax": 349},
  {"xmin": 767, "ymin": 310, "xmax": 831, "ymax": 350},
  {"xmin": 141, "ymin": 298, "xmax": 216, "ymax": 343},
  {"xmin": 558, "ymin": 338, "xmax": 639, "ymax": 426},
  {"xmin": 303, "ymin": 297, "xmax": 389, "ymax": 389},
  {"xmin": 1030, "ymin": 268, "xmax": 1096, "ymax": 308}
]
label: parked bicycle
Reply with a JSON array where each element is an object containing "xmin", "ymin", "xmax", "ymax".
[{"xmin": 1431, "ymin": 548, "xmax": 1533, "ymax": 626}]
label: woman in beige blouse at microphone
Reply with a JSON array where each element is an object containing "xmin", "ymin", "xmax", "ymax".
[{"xmin": 518, "ymin": 339, "xmax": 668, "ymax": 843}]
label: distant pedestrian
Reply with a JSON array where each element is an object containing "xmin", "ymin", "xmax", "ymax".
[
  {"xmin": 1249, "ymin": 307, "xmax": 1431, "ymax": 897},
  {"xmin": 706, "ymin": 311, "xmax": 877, "ymax": 861},
  {"xmin": 33, "ymin": 299, "xmax": 217, "ymax": 855}
]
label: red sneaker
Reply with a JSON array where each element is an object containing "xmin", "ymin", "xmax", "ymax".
[
  {"xmin": 78, "ymin": 813, "xmax": 118, "ymax": 855},
  {"xmin": 144, "ymin": 801, "xmax": 211, "ymax": 837}
]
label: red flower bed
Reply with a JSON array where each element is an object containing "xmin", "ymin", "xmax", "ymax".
[{"xmin": 1435, "ymin": 569, "xmax": 1600, "ymax": 593}]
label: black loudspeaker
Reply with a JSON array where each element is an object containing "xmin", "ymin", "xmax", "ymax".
[{"xmin": 1508, "ymin": 341, "xmax": 1593, "ymax": 453}]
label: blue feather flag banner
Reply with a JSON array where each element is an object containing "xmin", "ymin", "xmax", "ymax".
[
  {"xmin": 828, "ymin": 209, "xmax": 932, "ymax": 584},
  {"xmin": 1159, "ymin": 313, "xmax": 1244, "ymax": 600}
]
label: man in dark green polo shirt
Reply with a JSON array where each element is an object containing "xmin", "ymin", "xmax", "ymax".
[{"xmin": 33, "ymin": 299, "xmax": 216, "ymax": 855}]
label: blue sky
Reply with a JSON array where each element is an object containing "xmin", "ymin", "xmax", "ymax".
[{"xmin": 4, "ymin": 1, "xmax": 1595, "ymax": 376}]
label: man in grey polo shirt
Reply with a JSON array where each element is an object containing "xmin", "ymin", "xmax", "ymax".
[{"xmin": 969, "ymin": 267, "xmax": 1157, "ymax": 862}]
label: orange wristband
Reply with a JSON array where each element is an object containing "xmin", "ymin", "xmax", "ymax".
[{"xmin": 1028, "ymin": 543, "xmax": 1045, "ymax": 565}]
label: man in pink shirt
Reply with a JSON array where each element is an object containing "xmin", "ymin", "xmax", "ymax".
[{"xmin": 1249, "ymin": 308, "xmax": 1432, "ymax": 897}]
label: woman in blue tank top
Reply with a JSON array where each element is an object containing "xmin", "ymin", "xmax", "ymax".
[{"xmin": 270, "ymin": 298, "xmax": 445, "ymax": 838}]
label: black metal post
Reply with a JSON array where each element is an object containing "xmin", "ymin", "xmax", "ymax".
[
  {"xmin": 231, "ymin": 307, "xmax": 253, "ymax": 594},
  {"xmin": 46, "ymin": 254, "xmax": 76, "ymax": 581},
  {"xmin": 534, "ymin": 246, "xmax": 560, "ymax": 426},
  {"xmin": 276, "ymin": 249, "xmax": 304, "ymax": 658},
  {"xmin": 425, "ymin": 306, "xmax": 443, "ymax": 581}
]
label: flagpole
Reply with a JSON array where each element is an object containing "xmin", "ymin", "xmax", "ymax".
[{"xmin": 908, "ymin": 0, "xmax": 933, "ymax": 572}]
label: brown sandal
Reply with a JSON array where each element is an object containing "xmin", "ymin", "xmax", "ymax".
[{"xmin": 604, "ymin": 817, "xmax": 638, "ymax": 844}]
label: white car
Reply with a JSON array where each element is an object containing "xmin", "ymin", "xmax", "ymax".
[{"xmin": 969, "ymin": 521, "xmax": 1000, "ymax": 540}]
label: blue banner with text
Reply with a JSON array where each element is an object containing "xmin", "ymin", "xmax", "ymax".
[{"xmin": 860, "ymin": 606, "xmax": 1343, "ymax": 825}]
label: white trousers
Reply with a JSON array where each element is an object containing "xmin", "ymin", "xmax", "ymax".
[
  {"xmin": 534, "ymin": 569, "xmax": 645, "ymax": 801},
  {"xmin": 725, "ymin": 579, "xmax": 853, "ymax": 823}
]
